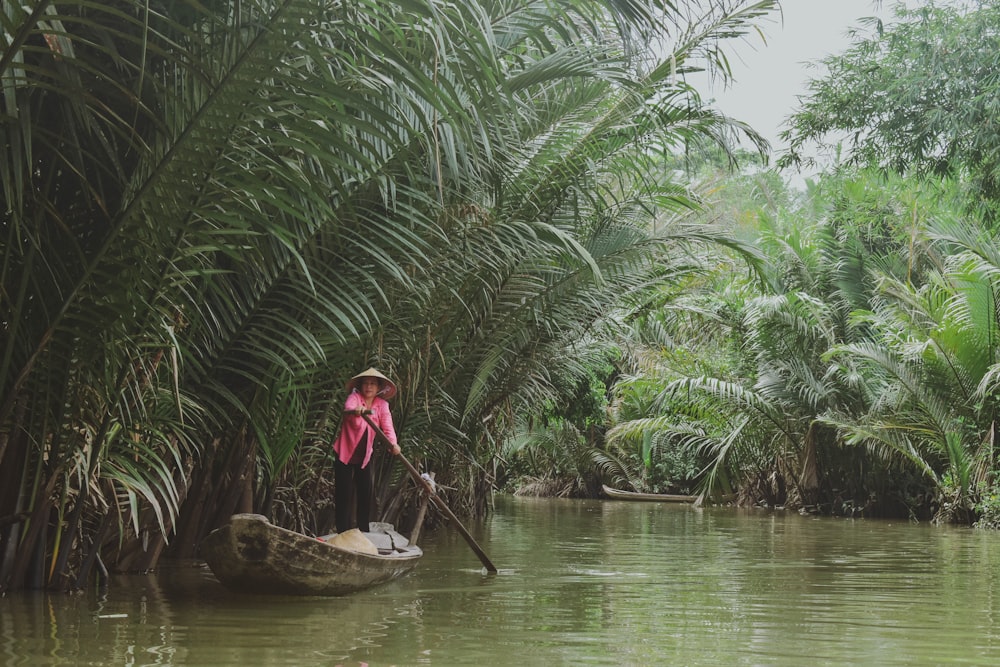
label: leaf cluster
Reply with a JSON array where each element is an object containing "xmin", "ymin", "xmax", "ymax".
[{"xmin": 780, "ymin": 2, "xmax": 1000, "ymax": 208}]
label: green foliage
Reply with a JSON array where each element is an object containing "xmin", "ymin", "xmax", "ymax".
[
  {"xmin": 607, "ymin": 165, "xmax": 1000, "ymax": 516},
  {"xmin": 605, "ymin": 374, "xmax": 714, "ymax": 493},
  {"xmin": 503, "ymin": 420, "xmax": 593, "ymax": 495},
  {"xmin": 0, "ymin": 0, "xmax": 782, "ymax": 591},
  {"xmin": 974, "ymin": 479, "xmax": 1000, "ymax": 529},
  {"xmin": 780, "ymin": 1, "xmax": 1000, "ymax": 211}
]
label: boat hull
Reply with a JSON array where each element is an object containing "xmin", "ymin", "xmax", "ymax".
[
  {"xmin": 200, "ymin": 513, "xmax": 422, "ymax": 596},
  {"xmin": 601, "ymin": 484, "xmax": 698, "ymax": 503}
]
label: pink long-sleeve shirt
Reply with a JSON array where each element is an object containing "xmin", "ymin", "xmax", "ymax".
[{"xmin": 333, "ymin": 391, "xmax": 397, "ymax": 468}]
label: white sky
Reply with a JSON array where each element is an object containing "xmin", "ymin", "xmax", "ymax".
[{"xmin": 703, "ymin": 0, "xmax": 923, "ymax": 171}]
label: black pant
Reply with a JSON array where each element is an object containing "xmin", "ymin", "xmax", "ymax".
[{"xmin": 334, "ymin": 458, "xmax": 372, "ymax": 533}]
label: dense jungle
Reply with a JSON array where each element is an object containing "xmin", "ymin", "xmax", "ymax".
[{"xmin": 4, "ymin": 0, "xmax": 1000, "ymax": 594}]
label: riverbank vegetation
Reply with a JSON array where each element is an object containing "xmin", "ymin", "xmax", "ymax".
[
  {"xmin": 508, "ymin": 2, "xmax": 1000, "ymax": 528},
  {"xmin": 5, "ymin": 0, "xmax": 1000, "ymax": 594},
  {"xmin": 0, "ymin": 0, "xmax": 776, "ymax": 592},
  {"xmin": 518, "ymin": 167, "xmax": 1000, "ymax": 525}
]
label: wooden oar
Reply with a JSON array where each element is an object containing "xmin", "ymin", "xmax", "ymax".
[{"xmin": 360, "ymin": 412, "xmax": 498, "ymax": 574}]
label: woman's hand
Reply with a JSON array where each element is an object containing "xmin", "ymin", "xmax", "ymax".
[{"xmin": 388, "ymin": 443, "xmax": 401, "ymax": 456}]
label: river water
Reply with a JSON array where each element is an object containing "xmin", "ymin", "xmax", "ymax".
[{"xmin": 3, "ymin": 495, "xmax": 1000, "ymax": 666}]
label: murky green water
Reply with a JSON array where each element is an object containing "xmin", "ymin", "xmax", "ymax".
[{"xmin": 4, "ymin": 495, "xmax": 1000, "ymax": 665}]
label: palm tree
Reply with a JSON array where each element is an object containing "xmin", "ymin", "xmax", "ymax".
[
  {"xmin": 819, "ymin": 209, "xmax": 1000, "ymax": 522},
  {"xmin": 0, "ymin": 0, "xmax": 778, "ymax": 591},
  {"xmin": 605, "ymin": 169, "xmax": 948, "ymax": 511}
]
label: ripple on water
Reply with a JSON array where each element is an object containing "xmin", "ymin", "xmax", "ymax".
[{"xmin": 6, "ymin": 499, "xmax": 1000, "ymax": 666}]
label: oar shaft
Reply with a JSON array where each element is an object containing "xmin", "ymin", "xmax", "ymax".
[{"xmin": 360, "ymin": 413, "xmax": 498, "ymax": 573}]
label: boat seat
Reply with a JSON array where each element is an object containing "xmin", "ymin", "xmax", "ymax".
[{"xmin": 366, "ymin": 523, "xmax": 410, "ymax": 549}]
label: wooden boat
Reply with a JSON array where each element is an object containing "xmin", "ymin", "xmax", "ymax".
[
  {"xmin": 200, "ymin": 513, "xmax": 422, "ymax": 596},
  {"xmin": 601, "ymin": 484, "xmax": 698, "ymax": 503}
]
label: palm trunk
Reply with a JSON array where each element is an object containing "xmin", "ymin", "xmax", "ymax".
[{"xmin": 3, "ymin": 472, "xmax": 59, "ymax": 591}]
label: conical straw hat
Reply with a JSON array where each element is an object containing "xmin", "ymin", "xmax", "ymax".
[{"xmin": 346, "ymin": 367, "xmax": 397, "ymax": 399}]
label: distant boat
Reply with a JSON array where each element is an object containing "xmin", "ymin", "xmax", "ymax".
[
  {"xmin": 200, "ymin": 513, "xmax": 422, "ymax": 596},
  {"xmin": 601, "ymin": 484, "xmax": 699, "ymax": 503}
]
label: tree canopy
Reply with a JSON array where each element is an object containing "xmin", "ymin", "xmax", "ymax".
[
  {"xmin": 0, "ymin": 0, "xmax": 777, "ymax": 592},
  {"xmin": 780, "ymin": 1, "xmax": 1000, "ymax": 205}
]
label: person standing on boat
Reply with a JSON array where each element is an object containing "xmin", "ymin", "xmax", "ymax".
[{"xmin": 333, "ymin": 367, "xmax": 401, "ymax": 534}]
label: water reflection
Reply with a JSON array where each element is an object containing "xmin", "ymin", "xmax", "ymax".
[
  {"xmin": 4, "ymin": 497, "xmax": 1000, "ymax": 665},
  {"xmin": 0, "ymin": 562, "xmax": 428, "ymax": 665}
]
